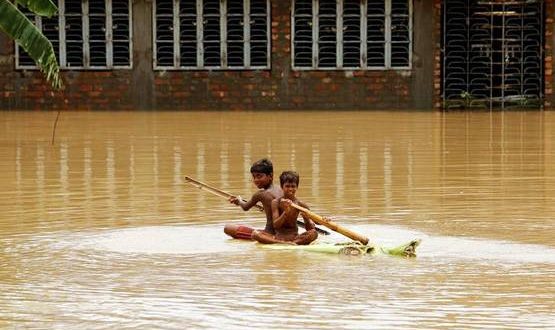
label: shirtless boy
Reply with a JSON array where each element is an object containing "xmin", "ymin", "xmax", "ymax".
[
  {"xmin": 224, "ymin": 158, "xmax": 282, "ymax": 239},
  {"xmin": 251, "ymin": 171, "xmax": 318, "ymax": 245}
]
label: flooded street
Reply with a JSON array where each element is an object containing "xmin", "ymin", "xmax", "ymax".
[{"xmin": 1, "ymin": 111, "xmax": 554, "ymax": 329}]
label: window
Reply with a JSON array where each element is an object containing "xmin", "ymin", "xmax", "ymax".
[
  {"xmin": 292, "ymin": 0, "xmax": 412, "ymax": 70},
  {"xmin": 16, "ymin": 0, "xmax": 132, "ymax": 69},
  {"xmin": 154, "ymin": 0, "xmax": 270, "ymax": 70}
]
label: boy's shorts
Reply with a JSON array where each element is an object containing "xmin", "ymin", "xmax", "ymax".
[{"xmin": 234, "ymin": 225, "xmax": 255, "ymax": 240}]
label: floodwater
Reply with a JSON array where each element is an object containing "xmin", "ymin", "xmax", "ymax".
[{"xmin": 1, "ymin": 111, "xmax": 554, "ymax": 329}]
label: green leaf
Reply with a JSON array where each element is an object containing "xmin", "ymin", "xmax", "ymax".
[
  {"xmin": 13, "ymin": 0, "xmax": 57, "ymax": 17},
  {"xmin": 0, "ymin": 0, "xmax": 62, "ymax": 90}
]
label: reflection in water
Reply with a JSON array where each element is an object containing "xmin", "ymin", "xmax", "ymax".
[
  {"xmin": 289, "ymin": 142, "xmax": 296, "ymax": 169},
  {"xmin": 3, "ymin": 111, "xmax": 552, "ymax": 237},
  {"xmin": 407, "ymin": 141, "xmax": 413, "ymax": 204},
  {"xmin": 359, "ymin": 142, "xmax": 368, "ymax": 214},
  {"xmin": 266, "ymin": 140, "xmax": 272, "ymax": 161},
  {"xmin": 383, "ymin": 143, "xmax": 392, "ymax": 212},
  {"xmin": 174, "ymin": 145, "xmax": 183, "ymax": 217},
  {"xmin": 152, "ymin": 141, "xmax": 160, "ymax": 214},
  {"xmin": 311, "ymin": 143, "xmax": 320, "ymax": 199},
  {"xmin": 36, "ymin": 143, "xmax": 45, "ymax": 219},
  {"xmin": 219, "ymin": 142, "xmax": 228, "ymax": 191},
  {"xmin": 60, "ymin": 142, "xmax": 70, "ymax": 220},
  {"xmin": 335, "ymin": 142, "xmax": 344, "ymax": 206},
  {"xmin": 15, "ymin": 142, "xmax": 22, "ymax": 216},
  {"xmin": 243, "ymin": 142, "xmax": 252, "ymax": 193},
  {"xmin": 128, "ymin": 143, "xmax": 136, "ymax": 219},
  {"xmin": 1, "ymin": 111, "xmax": 555, "ymax": 329},
  {"xmin": 106, "ymin": 141, "xmax": 116, "ymax": 220},
  {"xmin": 84, "ymin": 143, "xmax": 93, "ymax": 222},
  {"xmin": 196, "ymin": 142, "xmax": 205, "ymax": 208}
]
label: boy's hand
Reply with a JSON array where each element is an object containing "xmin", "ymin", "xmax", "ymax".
[
  {"xmin": 280, "ymin": 198, "xmax": 292, "ymax": 208},
  {"xmin": 280, "ymin": 199, "xmax": 296, "ymax": 214},
  {"xmin": 229, "ymin": 196, "xmax": 241, "ymax": 205}
]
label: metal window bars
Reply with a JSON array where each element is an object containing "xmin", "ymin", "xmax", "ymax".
[
  {"xmin": 153, "ymin": 0, "xmax": 270, "ymax": 70},
  {"xmin": 15, "ymin": 0, "xmax": 132, "ymax": 70},
  {"xmin": 442, "ymin": 0, "xmax": 544, "ymax": 110},
  {"xmin": 292, "ymin": 0, "xmax": 412, "ymax": 70}
]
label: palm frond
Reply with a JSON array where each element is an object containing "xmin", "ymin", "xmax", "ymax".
[{"xmin": 0, "ymin": 0, "xmax": 62, "ymax": 90}]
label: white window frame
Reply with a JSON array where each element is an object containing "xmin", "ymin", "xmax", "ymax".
[
  {"xmin": 15, "ymin": 0, "xmax": 133, "ymax": 70},
  {"xmin": 153, "ymin": 0, "xmax": 271, "ymax": 70},
  {"xmin": 291, "ymin": 0, "xmax": 412, "ymax": 70}
]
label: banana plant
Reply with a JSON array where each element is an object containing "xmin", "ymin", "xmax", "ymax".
[{"xmin": 0, "ymin": 0, "xmax": 62, "ymax": 89}]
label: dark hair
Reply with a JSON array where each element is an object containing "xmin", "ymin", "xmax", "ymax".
[
  {"xmin": 279, "ymin": 170, "xmax": 299, "ymax": 186},
  {"xmin": 250, "ymin": 158, "xmax": 273, "ymax": 175}
]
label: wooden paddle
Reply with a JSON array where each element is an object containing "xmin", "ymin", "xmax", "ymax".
[
  {"xmin": 184, "ymin": 176, "xmax": 331, "ymax": 235},
  {"xmin": 185, "ymin": 176, "xmax": 264, "ymax": 211},
  {"xmin": 288, "ymin": 203, "xmax": 369, "ymax": 245}
]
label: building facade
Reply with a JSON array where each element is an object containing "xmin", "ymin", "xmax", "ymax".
[{"xmin": 0, "ymin": 0, "xmax": 553, "ymax": 110}]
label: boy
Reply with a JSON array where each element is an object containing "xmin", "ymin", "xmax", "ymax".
[
  {"xmin": 252, "ymin": 171, "xmax": 318, "ymax": 245},
  {"xmin": 224, "ymin": 158, "xmax": 283, "ymax": 239}
]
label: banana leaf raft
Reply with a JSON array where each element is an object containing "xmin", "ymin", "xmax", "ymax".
[{"xmin": 260, "ymin": 239, "xmax": 421, "ymax": 258}]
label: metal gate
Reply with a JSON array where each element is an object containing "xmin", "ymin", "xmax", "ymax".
[{"xmin": 442, "ymin": 0, "xmax": 544, "ymax": 110}]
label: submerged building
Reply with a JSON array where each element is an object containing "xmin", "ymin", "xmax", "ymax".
[{"xmin": 0, "ymin": 0, "xmax": 553, "ymax": 110}]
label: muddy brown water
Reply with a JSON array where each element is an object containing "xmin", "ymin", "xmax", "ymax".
[{"xmin": 1, "ymin": 111, "xmax": 554, "ymax": 329}]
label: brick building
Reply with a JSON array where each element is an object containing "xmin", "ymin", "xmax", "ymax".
[{"xmin": 0, "ymin": 0, "xmax": 553, "ymax": 110}]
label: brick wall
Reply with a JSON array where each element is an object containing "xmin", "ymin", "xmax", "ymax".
[
  {"xmin": 147, "ymin": 0, "xmax": 422, "ymax": 110},
  {"xmin": 545, "ymin": 0, "xmax": 554, "ymax": 108},
  {"xmin": 0, "ymin": 35, "xmax": 135, "ymax": 110},
  {"xmin": 0, "ymin": 0, "xmax": 429, "ymax": 110},
  {"xmin": 4, "ymin": 0, "xmax": 553, "ymax": 111}
]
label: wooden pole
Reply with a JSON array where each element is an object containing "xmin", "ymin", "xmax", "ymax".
[
  {"xmin": 289, "ymin": 203, "xmax": 369, "ymax": 245},
  {"xmin": 184, "ymin": 176, "xmax": 264, "ymax": 211}
]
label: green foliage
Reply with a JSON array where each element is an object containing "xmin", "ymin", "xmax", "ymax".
[
  {"xmin": 379, "ymin": 239, "xmax": 420, "ymax": 258},
  {"xmin": 0, "ymin": 0, "xmax": 62, "ymax": 90},
  {"xmin": 13, "ymin": 0, "xmax": 57, "ymax": 17},
  {"xmin": 262, "ymin": 239, "xmax": 421, "ymax": 257}
]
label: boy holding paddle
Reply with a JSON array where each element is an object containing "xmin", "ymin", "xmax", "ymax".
[
  {"xmin": 251, "ymin": 171, "xmax": 318, "ymax": 245},
  {"xmin": 224, "ymin": 158, "xmax": 282, "ymax": 239}
]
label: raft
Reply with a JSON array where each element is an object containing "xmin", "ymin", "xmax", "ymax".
[{"xmin": 260, "ymin": 239, "xmax": 421, "ymax": 258}]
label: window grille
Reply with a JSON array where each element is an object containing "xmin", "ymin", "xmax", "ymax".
[
  {"xmin": 153, "ymin": 0, "xmax": 270, "ymax": 70},
  {"xmin": 292, "ymin": 0, "xmax": 412, "ymax": 70},
  {"xmin": 442, "ymin": 0, "xmax": 544, "ymax": 109},
  {"xmin": 15, "ymin": 0, "xmax": 132, "ymax": 70}
]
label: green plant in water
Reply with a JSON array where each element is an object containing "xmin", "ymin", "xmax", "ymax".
[{"xmin": 460, "ymin": 91, "xmax": 473, "ymax": 108}]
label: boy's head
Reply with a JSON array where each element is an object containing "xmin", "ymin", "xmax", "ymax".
[
  {"xmin": 251, "ymin": 158, "xmax": 273, "ymax": 189},
  {"xmin": 279, "ymin": 170, "xmax": 299, "ymax": 187},
  {"xmin": 250, "ymin": 158, "xmax": 273, "ymax": 175}
]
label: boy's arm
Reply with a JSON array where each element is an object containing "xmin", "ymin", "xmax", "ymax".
[
  {"xmin": 272, "ymin": 198, "xmax": 288, "ymax": 229},
  {"xmin": 229, "ymin": 191, "xmax": 261, "ymax": 211},
  {"xmin": 298, "ymin": 200, "xmax": 316, "ymax": 230}
]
